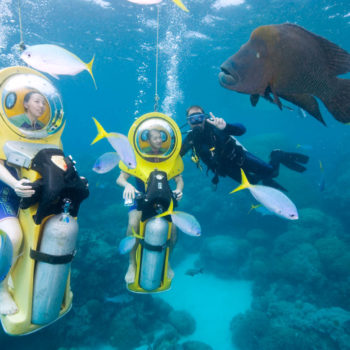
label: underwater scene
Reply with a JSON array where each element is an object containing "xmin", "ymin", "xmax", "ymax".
[{"xmin": 1, "ymin": 0, "xmax": 350, "ymax": 349}]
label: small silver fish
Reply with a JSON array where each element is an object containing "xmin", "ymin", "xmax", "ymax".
[
  {"xmin": 118, "ymin": 236, "xmax": 137, "ymax": 255},
  {"xmin": 127, "ymin": 0, "xmax": 189, "ymax": 12},
  {"xmin": 319, "ymin": 160, "xmax": 326, "ymax": 192},
  {"xmin": 185, "ymin": 267, "xmax": 204, "ymax": 276},
  {"xmin": 171, "ymin": 211, "xmax": 201, "ymax": 236},
  {"xmin": 105, "ymin": 293, "xmax": 133, "ymax": 304},
  {"xmin": 93, "ymin": 152, "xmax": 120, "ymax": 174}
]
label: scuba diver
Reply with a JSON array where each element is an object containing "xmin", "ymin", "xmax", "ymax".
[
  {"xmin": 117, "ymin": 127, "xmax": 184, "ymax": 284},
  {"xmin": 180, "ymin": 105, "xmax": 309, "ymax": 191}
]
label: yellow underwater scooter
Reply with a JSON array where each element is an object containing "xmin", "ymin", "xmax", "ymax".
[
  {"xmin": 120, "ymin": 111, "xmax": 183, "ymax": 293},
  {"xmin": 0, "ymin": 66, "xmax": 88, "ymax": 335}
]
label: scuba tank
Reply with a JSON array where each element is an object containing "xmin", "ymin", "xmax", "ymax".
[
  {"xmin": 31, "ymin": 199, "xmax": 78, "ymax": 325},
  {"xmin": 139, "ymin": 217, "xmax": 169, "ymax": 291},
  {"xmin": 138, "ymin": 170, "xmax": 173, "ymax": 291}
]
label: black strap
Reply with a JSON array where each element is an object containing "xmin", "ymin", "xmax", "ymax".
[
  {"xmin": 140, "ymin": 240, "xmax": 171, "ymax": 253},
  {"xmin": 30, "ymin": 248, "xmax": 76, "ymax": 265}
]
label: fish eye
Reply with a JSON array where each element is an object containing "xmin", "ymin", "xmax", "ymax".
[{"xmin": 27, "ymin": 53, "xmax": 31, "ymax": 58}]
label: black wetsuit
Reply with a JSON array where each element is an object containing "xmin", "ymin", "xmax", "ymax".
[{"xmin": 180, "ymin": 123, "xmax": 292, "ymax": 190}]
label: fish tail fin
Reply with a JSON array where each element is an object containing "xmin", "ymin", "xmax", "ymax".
[
  {"xmin": 157, "ymin": 209, "xmax": 174, "ymax": 219},
  {"xmin": 86, "ymin": 54, "xmax": 97, "ymax": 89},
  {"xmin": 321, "ymin": 78, "xmax": 350, "ymax": 124},
  {"xmin": 230, "ymin": 169, "xmax": 251, "ymax": 194},
  {"xmin": 171, "ymin": 0, "xmax": 189, "ymax": 12},
  {"xmin": 91, "ymin": 117, "xmax": 109, "ymax": 145}
]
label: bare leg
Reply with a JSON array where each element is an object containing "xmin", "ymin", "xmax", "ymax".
[
  {"xmin": 125, "ymin": 210, "xmax": 141, "ymax": 284},
  {"xmin": 0, "ymin": 217, "xmax": 22, "ymax": 315}
]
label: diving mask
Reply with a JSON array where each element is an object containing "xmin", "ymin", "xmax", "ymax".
[{"xmin": 187, "ymin": 113, "xmax": 209, "ymax": 125}]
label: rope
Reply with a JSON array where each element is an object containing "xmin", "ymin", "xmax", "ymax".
[
  {"xmin": 154, "ymin": 5, "xmax": 160, "ymax": 111},
  {"xmin": 18, "ymin": 0, "xmax": 25, "ymax": 50}
]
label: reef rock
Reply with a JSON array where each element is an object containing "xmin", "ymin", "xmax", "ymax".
[
  {"xmin": 200, "ymin": 235, "xmax": 249, "ymax": 277},
  {"xmin": 168, "ymin": 310, "xmax": 196, "ymax": 336},
  {"xmin": 182, "ymin": 340, "xmax": 213, "ymax": 350}
]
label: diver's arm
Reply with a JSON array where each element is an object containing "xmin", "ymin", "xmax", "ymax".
[
  {"xmin": 223, "ymin": 123, "xmax": 246, "ymax": 136},
  {"xmin": 0, "ymin": 160, "xmax": 34, "ymax": 198},
  {"xmin": 180, "ymin": 135, "xmax": 192, "ymax": 157},
  {"xmin": 116, "ymin": 171, "xmax": 138, "ymax": 200},
  {"xmin": 207, "ymin": 112, "xmax": 246, "ymax": 136},
  {"xmin": 173, "ymin": 174, "xmax": 184, "ymax": 201}
]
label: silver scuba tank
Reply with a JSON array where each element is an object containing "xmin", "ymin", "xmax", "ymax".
[
  {"xmin": 31, "ymin": 201, "xmax": 78, "ymax": 325},
  {"xmin": 139, "ymin": 217, "xmax": 169, "ymax": 291}
]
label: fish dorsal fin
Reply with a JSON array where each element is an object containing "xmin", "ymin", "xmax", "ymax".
[
  {"xmin": 282, "ymin": 23, "xmax": 350, "ymax": 76},
  {"xmin": 86, "ymin": 54, "xmax": 97, "ymax": 89},
  {"xmin": 91, "ymin": 117, "xmax": 110, "ymax": 144},
  {"xmin": 230, "ymin": 168, "xmax": 252, "ymax": 194}
]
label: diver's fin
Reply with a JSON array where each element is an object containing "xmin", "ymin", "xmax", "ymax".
[
  {"xmin": 250, "ymin": 94, "xmax": 260, "ymax": 107},
  {"xmin": 171, "ymin": 0, "xmax": 189, "ymax": 12},
  {"xmin": 321, "ymin": 78, "xmax": 350, "ymax": 124},
  {"xmin": 279, "ymin": 93, "xmax": 326, "ymax": 125},
  {"xmin": 86, "ymin": 54, "xmax": 97, "ymax": 89},
  {"xmin": 230, "ymin": 169, "xmax": 251, "ymax": 194},
  {"xmin": 279, "ymin": 152, "xmax": 309, "ymax": 173},
  {"xmin": 91, "ymin": 117, "xmax": 109, "ymax": 145}
]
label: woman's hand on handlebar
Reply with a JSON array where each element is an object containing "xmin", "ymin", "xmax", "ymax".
[
  {"xmin": 14, "ymin": 179, "xmax": 35, "ymax": 198},
  {"xmin": 172, "ymin": 189, "xmax": 183, "ymax": 201},
  {"xmin": 123, "ymin": 183, "xmax": 138, "ymax": 200}
]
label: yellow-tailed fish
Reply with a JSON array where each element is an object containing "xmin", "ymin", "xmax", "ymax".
[
  {"xmin": 91, "ymin": 117, "xmax": 136, "ymax": 169},
  {"xmin": 319, "ymin": 160, "xmax": 326, "ymax": 192},
  {"xmin": 158, "ymin": 210, "xmax": 201, "ymax": 236},
  {"xmin": 231, "ymin": 169, "xmax": 298, "ymax": 220},
  {"xmin": 92, "ymin": 152, "xmax": 120, "ymax": 174},
  {"xmin": 118, "ymin": 236, "xmax": 137, "ymax": 255},
  {"xmin": 21, "ymin": 44, "xmax": 97, "ymax": 89},
  {"xmin": 248, "ymin": 203, "xmax": 261, "ymax": 214},
  {"xmin": 0, "ymin": 230, "xmax": 13, "ymax": 282},
  {"xmin": 171, "ymin": 0, "xmax": 189, "ymax": 12},
  {"xmin": 126, "ymin": 0, "xmax": 189, "ymax": 12}
]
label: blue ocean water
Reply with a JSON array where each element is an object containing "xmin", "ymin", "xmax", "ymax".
[{"xmin": 1, "ymin": 0, "xmax": 350, "ymax": 349}]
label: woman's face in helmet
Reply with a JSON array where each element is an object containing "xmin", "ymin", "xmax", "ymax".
[
  {"xmin": 148, "ymin": 129, "xmax": 163, "ymax": 150},
  {"xmin": 24, "ymin": 92, "xmax": 46, "ymax": 119}
]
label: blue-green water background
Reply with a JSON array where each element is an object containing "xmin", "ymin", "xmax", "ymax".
[{"xmin": 1, "ymin": 0, "xmax": 350, "ymax": 349}]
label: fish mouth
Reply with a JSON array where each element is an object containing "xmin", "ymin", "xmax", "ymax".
[
  {"xmin": 218, "ymin": 68, "xmax": 240, "ymax": 88},
  {"xmin": 289, "ymin": 213, "xmax": 299, "ymax": 220}
]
